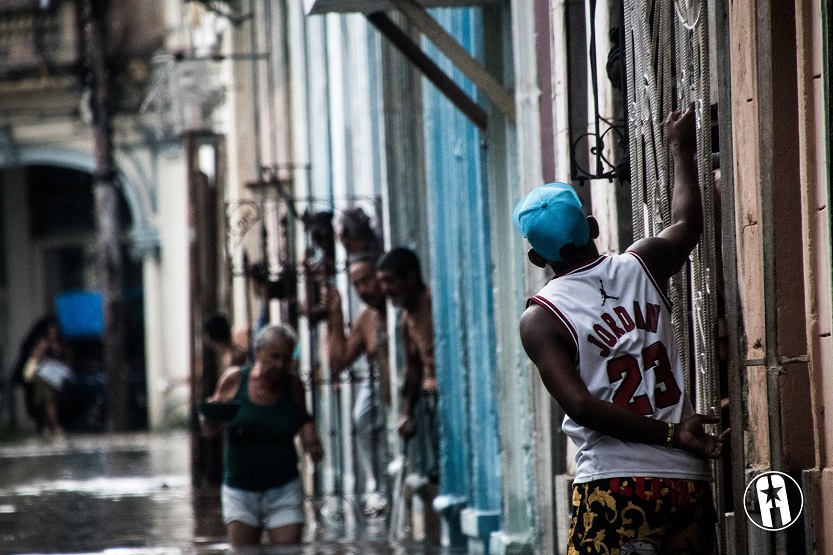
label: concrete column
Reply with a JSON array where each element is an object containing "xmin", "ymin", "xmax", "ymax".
[
  {"xmin": 156, "ymin": 151, "xmax": 190, "ymax": 428},
  {"xmin": 586, "ymin": 0, "xmax": 618, "ymax": 255},
  {"xmin": 794, "ymin": 0, "xmax": 832, "ymax": 551},
  {"xmin": 488, "ymin": 2, "xmax": 540, "ymax": 555},
  {"xmin": 225, "ymin": 0, "xmax": 259, "ymax": 330},
  {"xmin": 142, "ymin": 254, "xmax": 165, "ymax": 429},
  {"xmin": 1, "ymin": 167, "xmax": 42, "ymax": 432},
  {"xmin": 422, "ymin": 9, "xmax": 475, "ymax": 548},
  {"xmin": 421, "ymin": 8, "xmax": 505, "ymax": 552},
  {"xmin": 378, "ymin": 12, "xmax": 432, "ymax": 539},
  {"xmin": 459, "ymin": 8, "xmax": 503, "ymax": 550},
  {"xmin": 729, "ymin": 0, "xmax": 815, "ymax": 550},
  {"xmin": 379, "ymin": 11, "xmax": 430, "ymax": 260},
  {"xmin": 303, "ymin": 11, "xmax": 341, "ymax": 516}
]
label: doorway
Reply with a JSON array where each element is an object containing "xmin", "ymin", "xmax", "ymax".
[{"xmin": 2, "ymin": 164, "xmax": 146, "ymax": 432}]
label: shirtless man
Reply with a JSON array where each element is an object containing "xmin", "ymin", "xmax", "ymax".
[
  {"xmin": 376, "ymin": 247, "xmax": 440, "ymax": 543},
  {"xmin": 376, "ymin": 248, "xmax": 436, "ymax": 450},
  {"xmin": 324, "ymin": 254, "xmax": 390, "ymax": 515}
]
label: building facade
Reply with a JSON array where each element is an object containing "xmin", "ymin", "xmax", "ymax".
[{"xmin": 0, "ymin": 0, "xmax": 831, "ymax": 554}]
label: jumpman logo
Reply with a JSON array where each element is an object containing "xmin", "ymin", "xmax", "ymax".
[{"xmin": 599, "ymin": 280, "xmax": 619, "ymax": 306}]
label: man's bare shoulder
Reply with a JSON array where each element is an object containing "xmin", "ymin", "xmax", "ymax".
[
  {"xmin": 520, "ymin": 303, "xmax": 554, "ymax": 335},
  {"xmin": 624, "ymin": 237, "xmax": 679, "ymax": 286},
  {"xmin": 519, "ymin": 303, "xmax": 581, "ymax": 373},
  {"xmin": 421, "ymin": 287, "xmax": 433, "ymax": 311},
  {"xmin": 407, "ymin": 287, "xmax": 433, "ymax": 321},
  {"xmin": 354, "ymin": 307, "xmax": 381, "ymax": 337},
  {"xmin": 520, "ymin": 302, "xmax": 574, "ymax": 349},
  {"xmin": 354, "ymin": 306, "xmax": 374, "ymax": 324}
]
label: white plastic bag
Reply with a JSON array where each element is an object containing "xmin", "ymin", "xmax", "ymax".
[{"xmin": 37, "ymin": 359, "xmax": 73, "ymax": 390}]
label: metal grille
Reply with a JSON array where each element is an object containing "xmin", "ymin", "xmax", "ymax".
[{"xmin": 623, "ymin": 0, "xmax": 724, "ymax": 548}]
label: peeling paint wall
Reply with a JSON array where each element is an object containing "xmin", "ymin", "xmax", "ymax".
[
  {"xmin": 796, "ymin": 0, "xmax": 833, "ymax": 551},
  {"xmin": 728, "ymin": 0, "xmax": 827, "ymax": 549},
  {"xmin": 729, "ymin": 0, "xmax": 770, "ymax": 477}
]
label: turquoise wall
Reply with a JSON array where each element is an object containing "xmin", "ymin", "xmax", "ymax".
[{"xmin": 422, "ymin": 6, "xmax": 503, "ymax": 516}]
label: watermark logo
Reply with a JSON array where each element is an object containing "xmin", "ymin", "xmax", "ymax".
[{"xmin": 743, "ymin": 471, "xmax": 804, "ymax": 531}]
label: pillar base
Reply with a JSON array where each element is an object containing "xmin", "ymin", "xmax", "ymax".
[
  {"xmin": 555, "ymin": 474, "xmax": 574, "ymax": 550},
  {"xmin": 433, "ymin": 494, "xmax": 467, "ymax": 547},
  {"xmin": 489, "ymin": 531, "xmax": 535, "ymax": 555},
  {"xmin": 460, "ymin": 508, "xmax": 500, "ymax": 554}
]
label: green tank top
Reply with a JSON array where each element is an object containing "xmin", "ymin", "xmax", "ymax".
[{"xmin": 223, "ymin": 365, "xmax": 301, "ymax": 491}]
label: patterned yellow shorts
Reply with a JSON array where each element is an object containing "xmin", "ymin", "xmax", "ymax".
[{"xmin": 567, "ymin": 477, "xmax": 716, "ymax": 555}]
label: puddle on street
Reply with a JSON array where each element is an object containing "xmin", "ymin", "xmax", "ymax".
[{"xmin": 0, "ymin": 432, "xmax": 456, "ymax": 555}]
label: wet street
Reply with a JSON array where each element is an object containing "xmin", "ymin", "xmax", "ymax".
[{"xmin": 0, "ymin": 431, "xmax": 451, "ymax": 555}]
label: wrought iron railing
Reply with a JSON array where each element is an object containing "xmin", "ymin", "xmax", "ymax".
[
  {"xmin": 569, "ymin": 0, "xmax": 629, "ymax": 185},
  {"xmin": 0, "ymin": 1, "xmax": 80, "ymax": 78}
]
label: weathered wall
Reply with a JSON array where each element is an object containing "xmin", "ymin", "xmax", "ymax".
[
  {"xmin": 730, "ymin": 0, "xmax": 769, "ymax": 472},
  {"xmin": 796, "ymin": 0, "xmax": 833, "ymax": 550},
  {"xmin": 729, "ymin": 0, "xmax": 822, "ymax": 549},
  {"xmin": 767, "ymin": 0, "xmax": 815, "ymax": 472}
]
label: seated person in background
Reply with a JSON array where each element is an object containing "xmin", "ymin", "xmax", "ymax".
[{"xmin": 13, "ymin": 315, "xmax": 73, "ymax": 438}]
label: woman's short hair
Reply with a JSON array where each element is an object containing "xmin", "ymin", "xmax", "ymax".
[{"xmin": 253, "ymin": 324, "xmax": 298, "ymax": 352}]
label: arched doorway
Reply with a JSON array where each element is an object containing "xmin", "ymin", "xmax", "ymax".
[{"xmin": 1, "ymin": 162, "xmax": 148, "ymax": 433}]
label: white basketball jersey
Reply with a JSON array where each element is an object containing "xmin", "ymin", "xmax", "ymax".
[{"xmin": 530, "ymin": 251, "xmax": 710, "ymax": 483}]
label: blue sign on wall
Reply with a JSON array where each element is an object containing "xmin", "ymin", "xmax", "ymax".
[{"xmin": 55, "ymin": 290, "xmax": 103, "ymax": 338}]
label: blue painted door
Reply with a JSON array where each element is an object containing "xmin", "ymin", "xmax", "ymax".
[{"xmin": 422, "ymin": 7, "xmax": 502, "ymax": 517}]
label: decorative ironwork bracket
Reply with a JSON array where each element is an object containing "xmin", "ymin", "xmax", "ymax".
[
  {"xmin": 185, "ymin": 0, "xmax": 251, "ymax": 25},
  {"xmin": 569, "ymin": 0, "xmax": 629, "ymax": 186}
]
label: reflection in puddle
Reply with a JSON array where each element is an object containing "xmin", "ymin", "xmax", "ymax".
[
  {"xmin": 0, "ymin": 433, "xmax": 456, "ymax": 555},
  {"xmin": 0, "ymin": 476, "xmax": 190, "ymax": 498}
]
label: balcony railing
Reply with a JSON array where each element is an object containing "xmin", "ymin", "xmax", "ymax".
[
  {"xmin": 567, "ymin": 0, "xmax": 628, "ymax": 186},
  {"xmin": 0, "ymin": 0, "xmax": 81, "ymax": 79}
]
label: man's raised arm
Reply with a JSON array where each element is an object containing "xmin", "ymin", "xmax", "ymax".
[
  {"xmin": 324, "ymin": 284, "xmax": 367, "ymax": 375},
  {"xmin": 630, "ymin": 103, "xmax": 703, "ymax": 283}
]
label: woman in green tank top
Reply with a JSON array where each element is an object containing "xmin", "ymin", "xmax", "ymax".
[{"xmin": 200, "ymin": 324, "xmax": 323, "ymax": 548}]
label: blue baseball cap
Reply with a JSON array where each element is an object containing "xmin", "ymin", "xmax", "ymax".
[{"xmin": 513, "ymin": 182, "xmax": 589, "ymax": 262}]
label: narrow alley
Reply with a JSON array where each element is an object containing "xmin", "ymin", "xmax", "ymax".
[{"xmin": 0, "ymin": 0, "xmax": 830, "ymax": 553}]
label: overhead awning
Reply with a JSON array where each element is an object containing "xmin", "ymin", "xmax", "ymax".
[
  {"xmin": 0, "ymin": 127, "xmax": 19, "ymax": 167},
  {"xmin": 305, "ymin": 0, "xmax": 514, "ymax": 129}
]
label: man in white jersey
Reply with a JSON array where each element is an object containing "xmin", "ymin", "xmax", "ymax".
[{"xmin": 516, "ymin": 104, "xmax": 729, "ymax": 555}]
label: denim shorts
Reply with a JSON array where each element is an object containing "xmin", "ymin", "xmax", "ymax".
[
  {"xmin": 221, "ymin": 478, "xmax": 304, "ymax": 530},
  {"xmin": 407, "ymin": 389, "xmax": 439, "ymax": 483}
]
